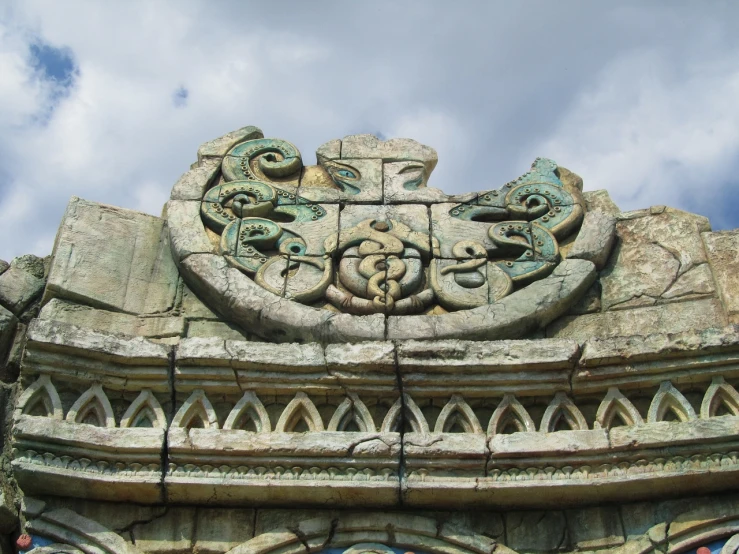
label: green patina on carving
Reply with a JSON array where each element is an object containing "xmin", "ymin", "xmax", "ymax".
[{"xmin": 200, "ymin": 138, "xmax": 584, "ymax": 314}]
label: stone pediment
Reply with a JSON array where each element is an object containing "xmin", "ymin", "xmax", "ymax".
[{"xmin": 3, "ymin": 125, "xmax": 739, "ymax": 554}]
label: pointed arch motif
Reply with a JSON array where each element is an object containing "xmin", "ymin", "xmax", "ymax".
[
  {"xmin": 487, "ymin": 393, "xmax": 536, "ymax": 435},
  {"xmin": 380, "ymin": 394, "xmax": 429, "ymax": 434},
  {"xmin": 327, "ymin": 393, "xmax": 376, "ymax": 432},
  {"xmin": 172, "ymin": 389, "xmax": 219, "ymax": 429},
  {"xmin": 16, "ymin": 375, "xmax": 63, "ymax": 420},
  {"xmin": 701, "ymin": 377, "xmax": 739, "ymax": 419},
  {"xmin": 594, "ymin": 387, "xmax": 643, "ymax": 429},
  {"xmin": 66, "ymin": 384, "xmax": 116, "ymax": 427},
  {"xmin": 540, "ymin": 392, "xmax": 587, "ymax": 433},
  {"xmin": 224, "ymin": 391, "xmax": 271, "ymax": 432},
  {"xmin": 648, "ymin": 381, "xmax": 696, "ymax": 423},
  {"xmin": 120, "ymin": 390, "xmax": 167, "ymax": 428},
  {"xmin": 275, "ymin": 392, "xmax": 324, "ymax": 432},
  {"xmin": 434, "ymin": 395, "xmax": 483, "ymax": 434}
]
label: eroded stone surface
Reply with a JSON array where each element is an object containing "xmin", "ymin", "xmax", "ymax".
[
  {"xmin": 601, "ymin": 208, "xmax": 711, "ymax": 311},
  {"xmin": 703, "ymin": 230, "xmax": 739, "ymax": 323},
  {"xmin": 170, "ymin": 158, "xmax": 222, "ymax": 201},
  {"xmin": 45, "ymin": 197, "xmax": 179, "ymax": 314},
  {"xmin": 583, "ymin": 189, "xmax": 620, "ymax": 215},
  {"xmin": 39, "ymin": 298, "xmax": 184, "ymax": 338},
  {"xmin": 197, "ymin": 125, "xmax": 264, "ymax": 161},
  {"xmin": 0, "ymin": 304, "xmax": 17, "ymax": 363},
  {"xmin": 0, "ymin": 260, "xmax": 45, "ymax": 315},
  {"xmin": 388, "ymin": 259, "xmax": 596, "ymax": 340},
  {"xmin": 549, "ymin": 298, "xmax": 726, "ymax": 340},
  {"xmin": 568, "ymin": 210, "xmax": 617, "ymax": 270}
]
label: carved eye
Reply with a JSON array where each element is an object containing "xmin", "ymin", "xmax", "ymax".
[{"xmin": 336, "ymin": 169, "xmax": 356, "ymax": 179}]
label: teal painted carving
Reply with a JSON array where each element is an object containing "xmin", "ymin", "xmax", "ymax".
[
  {"xmin": 222, "ymin": 138, "xmax": 302, "ymax": 182},
  {"xmin": 200, "ymin": 135, "xmax": 584, "ymax": 314},
  {"xmin": 431, "ymin": 157, "xmax": 582, "ymax": 310}
]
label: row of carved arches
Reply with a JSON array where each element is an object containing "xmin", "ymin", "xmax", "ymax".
[{"xmin": 16, "ymin": 375, "xmax": 739, "ymax": 433}]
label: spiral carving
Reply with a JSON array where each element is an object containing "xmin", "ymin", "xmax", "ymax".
[{"xmin": 198, "ymin": 134, "xmax": 585, "ymax": 315}]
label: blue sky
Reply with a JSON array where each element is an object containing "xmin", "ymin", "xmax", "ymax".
[{"xmin": 0, "ymin": 1, "xmax": 738, "ymax": 258}]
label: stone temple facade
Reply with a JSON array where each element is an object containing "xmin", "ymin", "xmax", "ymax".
[{"xmin": 0, "ymin": 126, "xmax": 739, "ymax": 554}]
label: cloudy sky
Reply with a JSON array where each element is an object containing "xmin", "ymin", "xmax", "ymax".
[{"xmin": 1, "ymin": 1, "xmax": 738, "ymax": 259}]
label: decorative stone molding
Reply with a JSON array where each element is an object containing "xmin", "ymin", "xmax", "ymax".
[
  {"xmin": 15, "ymin": 375, "xmax": 63, "ymax": 420},
  {"xmin": 120, "ymin": 390, "xmax": 167, "ymax": 429},
  {"xmin": 65, "ymin": 384, "xmax": 116, "ymax": 428},
  {"xmin": 7, "ymin": 124, "xmax": 739, "ymax": 549}
]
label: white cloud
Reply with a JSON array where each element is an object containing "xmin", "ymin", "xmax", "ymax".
[
  {"xmin": 529, "ymin": 48, "xmax": 739, "ymax": 217},
  {"xmin": 1, "ymin": 1, "xmax": 739, "ymax": 261}
]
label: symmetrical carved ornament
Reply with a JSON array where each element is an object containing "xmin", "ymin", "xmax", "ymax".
[{"xmin": 195, "ymin": 134, "xmax": 584, "ymax": 316}]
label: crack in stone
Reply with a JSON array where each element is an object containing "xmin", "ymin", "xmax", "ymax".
[
  {"xmin": 122, "ymin": 506, "xmax": 170, "ymax": 536},
  {"xmin": 393, "ymin": 342, "xmax": 406, "ymax": 507},
  {"xmin": 321, "ymin": 518, "xmax": 339, "ymax": 550},
  {"xmin": 346, "ymin": 434, "xmax": 389, "ymax": 456},
  {"xmin": 288, "ymin": 525, "xmax": 312, "ymax": 554},
  {"xmin": 223, "ymin": 340, "xmax": 246, "ymax": 395},
  {"xmin": 161, "ymin": 346, "xmax": 177, "ymax": 505}
]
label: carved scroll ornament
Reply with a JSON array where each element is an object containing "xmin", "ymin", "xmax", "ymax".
[{"xmin": 199, "ymin": 136, "xmax": 584, "ymax": 315}]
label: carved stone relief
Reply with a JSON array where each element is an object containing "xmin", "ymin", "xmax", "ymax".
[{"xmin": 196, "ymin": 132, "xmax": 586, "ymax": 316}]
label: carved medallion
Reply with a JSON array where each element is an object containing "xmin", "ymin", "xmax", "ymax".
[{"xmin": 196, "ymin": 134, "xmax": 585, "ymax": 316}]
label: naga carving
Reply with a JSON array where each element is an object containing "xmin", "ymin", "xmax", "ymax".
[{"xmin": 199, "ymin": 135, "xmax": 584, "ymax": 314}]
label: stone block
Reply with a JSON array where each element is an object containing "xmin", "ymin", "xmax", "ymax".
[
  {"xmin": 583, "ymin": 189, "xmax": 620, "ymax": 215},
  {"xmin": 601, "ymin": 208, "xmax": 711, "ymax": 310},
  {"xmin": 299, "ymin": 159, "xmax": 383, "ymax": 203},
  {"xmin": 28, "ymin": 508, "xmax": 140, "ymax": 554},
  {"xmin": 37, "ymin": 498, "xmax": 167, "ymax": 534},
  {"xmin": 340, "ymin": 134, "xmax": 438, "ymax": 177},
  {"xmin": 383, "ymin": 161, "xmax": 475, "ymax": 205},
  {"xmin": 0, "ymin": 263, "xmax": 45, "ymax": 315},
  {"xmin": 490, "ymin": 430, "xmax": 610, "ymax": 458},
  {"xmin": 39, "ymin": 298, "xmax": 185, "ymax": 338},
  {"xmin": 194, "ymin": 508, "xmax": 255, "ymax": 554},
  {"xmin": 388, "ymin": 259, "xmax": 596, "ymax": 341},
  {"xmin": 505, "ymin": 510, "xmax": 568, "ymax": 552},
  {"xmin": 166, "ymin": 200, "xmax": 215, "ymax": 262},
  {"xmin": 566, "ymin": 282, "xmax": 601, "ymax": 315},
  {"xmin": 131, "ymin": 507, "xmax": 196, "ymax": 553},
  {"xmin": 325, "ymin": 341, "xmax": 396, "ymax": 373},
  {"xmin": 26, "ymin": 318, "xmax": 171, "ymax": 364},
  {"xmin": 433, "ymin": 511, "xmax": 505, "ymax": 541},
  {"xmin": 568, "ymin": 210, "xmax": 617, "ymax": 270},
  {"xmin": 186, "ymin": 320, "xmax": 251, "ymax": 340},
  {"xmin": 45, "ymin": 197, "xmax": 179, "ymax": 314},
  {"xmin": 0, "ymin": 260, "xmax": 7, "ymax": 275},
  {"xmin": 181, "ymin": 285, "xmax": 219, "ymax": 320},
  {"xmin": 0, "ymin": 491, "xmax": 17, "ymax": 533},
  {"xmin": 548, "ymin": 298, "xmax": 726, "ymax": 341},
  {"xmin": 316, "ymin": 139, "xmax": 341, "ymax": 161},
  {"xmin": 703, "ymin": 230, "xmax": 739, "ymax": 323},
  {"xmin": 197, "ymin": 125, "xmax": 263, "ymax": 161},
  {"xmin": 170, "ymin": 158, "xmax": 221, "ymax": 201},
  {"xmin": 667, "ymin": 494, "xmax": 739, "ymax": 539},
  {"xmin": 661, "ymin": 263, "xmax": 715, "ymax": 300},
  {"xmin": 579, "ymin": 325, "xmax": 739, "ymax": 368},
  {"xmin": 255, "ymin": 509, "xmax": 336, "ymax": 535},
  {"xmin": 0, "ymin": 305, "xmax": 17, "ymax": 364},
  {"xmin": 566, "ymin": 506, "xmax": 625, "ymax": 549},
  {"xmin": 10, "ymin": 254, "xmax": 45, "ymax": 279}
]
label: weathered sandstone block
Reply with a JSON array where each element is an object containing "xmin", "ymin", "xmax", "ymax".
[
  {"xmin": 703, "ymin": 229, "xmax": 739, "ymax": 323},
  {"xmin": 45, "ymin": 197, "xmax": 179, "ymax": 314}
]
